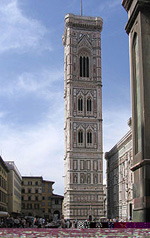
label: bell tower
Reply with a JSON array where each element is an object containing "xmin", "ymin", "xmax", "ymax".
[{"xmin": 63, "ymin": 14, "xmax": 103, "ymax": 220}]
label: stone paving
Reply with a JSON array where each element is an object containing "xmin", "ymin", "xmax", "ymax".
[{"xmin": 0, "ymin": 228, "xmax": 150, "ymax": 237}]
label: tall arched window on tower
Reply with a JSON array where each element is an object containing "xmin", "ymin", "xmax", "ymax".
[
  {"xmin": 87, "ymin": 131, "xmax": 92, "ymax": 144},
  {"xmin": 87, "ymin": 98, "xmax": 92, "ymax": 112},
  {"xmin": 78, "ymin": 130, "xmax": 83, "ymax": 144},
  {"xmin": 78, "ymin": 97, "xmax": 83, "ymax": 112},
  {"xmin": 80, "ymin": 56, "xmax": 89, "ymax": 78}
]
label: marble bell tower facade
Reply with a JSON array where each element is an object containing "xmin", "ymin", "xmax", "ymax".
[{"xmin": 63, "ymin": 14, "xmax": 104, "ymax": 220}]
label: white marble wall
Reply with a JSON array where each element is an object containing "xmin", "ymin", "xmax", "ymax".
[
  {"xmin": 63, "ymin": 14, "xmax": 104, "ymax": 220},
  {"xmin": 106, "ymin": 129, "xmax": 134, "ymax": 220}
]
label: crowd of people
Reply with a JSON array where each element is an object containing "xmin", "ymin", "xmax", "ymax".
[
  {"xmin": 0, "ymin": 216, "xmax": 50, "ymax": 228},
  {"xmin": 0, "ymin": 215, "xmax": 132, "ymax": 228},
  {"xmin": 0, "ymin": 216, "xmax": 75, "ymax": 228}
]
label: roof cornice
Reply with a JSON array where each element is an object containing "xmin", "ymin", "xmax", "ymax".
[
  {"xmin": 122, "ymin": 0, "xmax": 133, "ymax": 12},
  {"xmin": 63, "ymin": 14, "xmax": 103, "ymax": 46},
  {"xmin": 0, "ymin": 156, "xmax": 9, "ymax": 172},
  {"xmin": 65, "ymin": 14, "xmax": 103, "ymax": 30},
  {"xmin": 122, "ymin": 0, "xmax": 150, "ymax": 34},
  {"xmin": 105, "ymin": 130, "xmax": 132, "ymax": 160}
]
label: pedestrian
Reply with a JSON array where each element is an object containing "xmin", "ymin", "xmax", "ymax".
[
  {"xmin": 84, "ymin": 219, "xmax": 88, "ymax": 228},
  {"xmin": 61, "ymin": 215, "xmax": 66, "ymax": 228},
  {"xmin": 14, "ymin": 217, "xmax": 20, "ymax": 228},
  {"xmin": 69, "ymin": 220, "xmax": 72, "ymax": 228},
  {"xmin": 75, "ymin": 219, "xmax": 78, "ymax": 228},
  {"xmin": 66, "ymin": 219, "xmax": 70, "ymax": 228}
]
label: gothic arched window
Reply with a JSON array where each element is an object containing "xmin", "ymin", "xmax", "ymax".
[
  {"xmin": 78, "ymin": 130, "xmax": 83, "ymax": 144},
  {"xmin": 80, "ymin": 56, "xmax": 89, "ymax": 78},
  {"xmin": 87, "ymin": 131, "xmax": 92, "ymax": 144},
  {"xmin": 87, "ymin": 98, "xmax": 92, "ymax": 112},
  {"xmin": 78, "ymin": 97, "xmax": 83, "ymax": 112}
]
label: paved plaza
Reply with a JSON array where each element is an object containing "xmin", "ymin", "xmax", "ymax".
[{"xmin": 0, "ymin": 228, "xmax": 149, "ymax": 237}]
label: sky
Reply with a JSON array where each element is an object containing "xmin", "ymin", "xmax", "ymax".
[{"xmin": 0, "ymin": 0, "xmax": 131, "ymax": 195}]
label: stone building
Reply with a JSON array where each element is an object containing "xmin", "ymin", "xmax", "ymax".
[
  {"xmin": 21, "ymin": 176, "xmax": 43, "ymax": 217},
  {"xmin": 0, "ymin": 156, "xmax": 9, "ymax": 212},
  {"xmin": 122, "ymin": 0, "xmax": 150, "ymax": 222},
  {"xmin": 41, "ymin": 180, "xmax": 54, "ymax": 220},
  {"xmin": 51, "ymin": 194, "xmax": 64, "ymax": 220},
  {"xmin": 21, "ymin": 176, "xmax": 63, "ymax": 219},
  {"xmin": 63, "ymin": 14, "xmax": 104, "ymax": 220},
  {"xmin": 105, "ymin": 119, "xmax": 133, "ymax": 221},
  {"xmin": 5, "ymin": 161, "xmax": 22, "ymax": 215}
]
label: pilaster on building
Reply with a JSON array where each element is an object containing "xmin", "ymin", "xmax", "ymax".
[
  {"xmin": 122, "ymin": 0, "xmax": 150, "ymax": 222},
  {"xmin": 63, "ymin": 13, "xmax": 104, "ymax": 220}
]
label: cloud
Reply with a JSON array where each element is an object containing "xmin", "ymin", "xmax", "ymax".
[
  {"xmin": 0, "ymin": 0, "xmax": 51, "ymax": 53},
  {"xmin": 0, "ymin": 66, "xmax": 64, "ymax": 195},
  {"xmin": 16, "ymin": 70, "xmax": 64, "ymax": 98},
  {"xmin": 98, "ymin": 0, "xmax": 120, "ymax": 12},
  {"xmin": 102, "ymin": 107, "xmax": 131, "ymax": 180},
  {"xmin": 0, "ymin": 106, "xmax": 64, "ymax": 195},
  {"xmin": 103, "ymin": 108, "xmax": 131, "ymax": 152},
  {"xmin": 0, "ymin": 64, "xmax": 64, "ymax": 195},
  {"xmin": 0, "ymin": 69, "xmax": 64, "ymax": 100},
  {"xmin": 0, "ymin": 111, "xmax": 8, "ymax": 119},
  {"xmin": 108, "ymin": 0, "xmax": 120, "ymax": 8}
]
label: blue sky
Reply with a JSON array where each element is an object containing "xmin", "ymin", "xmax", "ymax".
[{"xmin": 0, "ymin": 0, "xmax": 131, "ymax": 195}]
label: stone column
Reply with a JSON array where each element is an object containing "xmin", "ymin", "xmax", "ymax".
[{"xmin": 122, "ymin": 0, "xmax": 150, "ymax": 222}]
